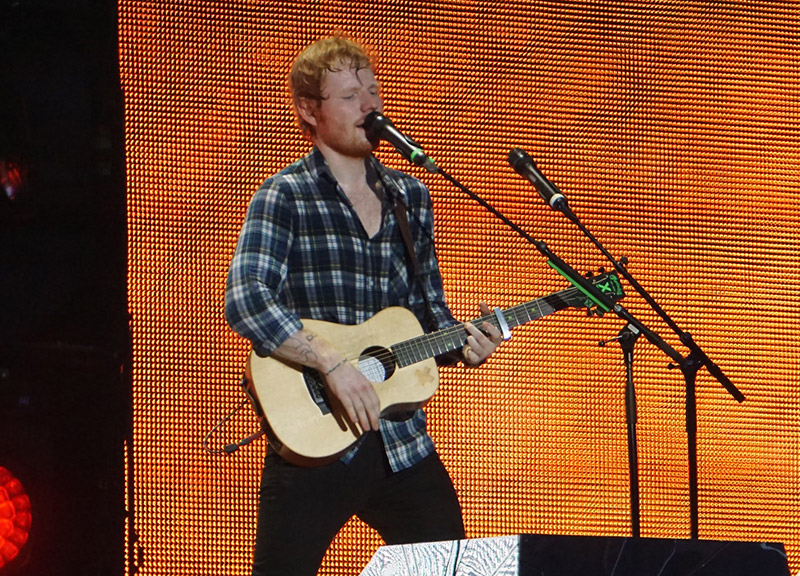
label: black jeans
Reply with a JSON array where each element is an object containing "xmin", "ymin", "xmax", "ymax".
[{"xmin": 252, "ymin": 432, "xmax": 465, "ymax": 576}]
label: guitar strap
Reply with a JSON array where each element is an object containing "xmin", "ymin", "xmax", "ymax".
[
  {"xmin": 391, "ymin": 196, "xmax": 466, "ymax": 369},
  {"xmin": 390, "ymin": 192, "xmax": 441, "ymax": 335},
  {"xmin": 367, "ymin": 158, "xmax": 444, "ymax": 338}
]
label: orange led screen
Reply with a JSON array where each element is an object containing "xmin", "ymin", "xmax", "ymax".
[{"xmin": 120, "ymin": 1, "xmax": 799, "ymax": 574}]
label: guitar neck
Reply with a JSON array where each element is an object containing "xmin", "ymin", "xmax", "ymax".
[{"xmin": 391, "ymin": 289, "xmax": 574, "ymax": 367}]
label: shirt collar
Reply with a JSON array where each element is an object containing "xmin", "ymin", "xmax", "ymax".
[
  {"xmin": 303, "ymin": 147, "xmax": 335, "ymax": 186},
  {"xmin": 302, "ymin": 147, "xmax": 410, "ymax": 206}
]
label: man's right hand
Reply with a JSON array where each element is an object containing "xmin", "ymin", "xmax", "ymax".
[
  {"xmin": 272, "ymin": 328, "xmax": 381, "ymax": 433},
  {"xmin": 323, "ymin": 360, "xmax": 381, "ymax": 432}
]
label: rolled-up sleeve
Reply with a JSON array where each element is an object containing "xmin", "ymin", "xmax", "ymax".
[{"xmin": 225, "ymin": 182, "xmax": 303, "ymax": 356}]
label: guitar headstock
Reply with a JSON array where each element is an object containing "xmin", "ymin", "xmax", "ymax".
[{"xmin": 563, "ymin": 271, "xmax": 625, "ymax": 316}]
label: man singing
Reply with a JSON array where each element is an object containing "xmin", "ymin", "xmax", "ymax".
[{"xmin": 225, "ymin": 35, "xmax": 503, "ymax": 576}]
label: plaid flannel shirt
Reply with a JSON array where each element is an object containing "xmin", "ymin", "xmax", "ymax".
[{"xmin": 225, "ymin": 147, "xmax": 457, "ymax": 472}]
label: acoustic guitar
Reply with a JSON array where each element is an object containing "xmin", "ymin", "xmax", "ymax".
[{"xmin": 246, "ymin": 272, "xmax": 624, "ymax": 466}]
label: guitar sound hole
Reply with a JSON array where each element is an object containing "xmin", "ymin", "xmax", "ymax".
[{"xmin": 358, "ymin": 346, "xmax": 396, "ymax": 382}]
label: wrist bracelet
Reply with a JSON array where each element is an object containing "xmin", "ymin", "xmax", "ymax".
[{"xmin": 325, "ymin": 359, "xmax": 347, "ymax": 375}]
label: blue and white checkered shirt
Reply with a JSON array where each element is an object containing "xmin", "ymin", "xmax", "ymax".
[{"xmin": 225, "ymin": 147, "xmax": 458, "ymax": 472}]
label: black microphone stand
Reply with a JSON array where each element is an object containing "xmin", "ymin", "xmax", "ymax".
[
  {"xmin": 428, "ymin": 164, "xmax": 680, "ymax": 533},
  {"xmin": 373, "ymin": 115, "xmax": 746, "ymax": 536},
  {"xmin": 427, "ymin": 160, "xmax": 744, "ymax": 540},
  {"xmin": 600, "ymin": 323, "xmax": 643, "ymax": 536},
  {"xmin": 528, "ymin": 171, "xmax": 746, "ymax": 540}
]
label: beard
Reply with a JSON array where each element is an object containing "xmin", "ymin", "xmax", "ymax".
[
  {"xmin": 312, "ymin": 104, "xmax": 379, "ymax": 159},
  {"xmin": 322, "ymin": 129, "xmax": 378, "ymax": 159}
]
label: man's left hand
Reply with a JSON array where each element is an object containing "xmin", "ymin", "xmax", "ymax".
[{"xmin": 462, "ymin": 302, "xmax": 504, "ymax": 366}]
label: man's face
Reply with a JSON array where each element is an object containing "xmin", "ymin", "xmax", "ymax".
[{"xmin": 304, "ymin": 65, "xmax": 383, "ymax": 158}]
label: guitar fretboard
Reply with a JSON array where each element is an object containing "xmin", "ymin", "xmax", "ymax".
[{"xmin": 390, "ymin": 290, "xmax": 572, "ymax": 367}]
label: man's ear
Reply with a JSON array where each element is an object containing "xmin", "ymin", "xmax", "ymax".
[{"xmin": 296, "ymin": 98, "xmax": 318, "ymax": 129}]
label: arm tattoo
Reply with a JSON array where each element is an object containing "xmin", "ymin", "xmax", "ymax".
[{"xmin": 283, "ymin": 332, "xmax": 318, "ymax": 365}]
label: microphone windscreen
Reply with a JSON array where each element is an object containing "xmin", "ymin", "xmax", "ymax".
[
  {"xmin": 508, "ymin": 147, "xmax": 535, "ymax": 173},
  {"xmin": 363, "ymin": 111, "xmax": 389, "ymax": 138}
]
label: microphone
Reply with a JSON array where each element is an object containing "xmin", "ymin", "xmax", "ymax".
[
  {"xmin": 508, "ymin": 148, "xmax": 568, "ymax": 211},
  {"xmin": 364, "ymin": 111, "xmax": 438, "ymax": 174}
]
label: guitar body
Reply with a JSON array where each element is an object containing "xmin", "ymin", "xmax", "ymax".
[{"xmin": 247, "ymin": 307, "xmax": 439, "ymax": 466}]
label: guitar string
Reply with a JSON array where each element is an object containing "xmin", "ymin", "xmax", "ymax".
[
  {"xmin": 335, "ymin": 315, "xmax": 497, "ymax": 368},
  {"xmin": 332, "ymin": 282, "xmax": 599, "ymax": 371},
  {"xmin": 378, "ymin": 287, "xmax": 569, "ymax": 365},
  {"xmin": 342, "ymin": 285, "xmax": 581, "ymax": 368}
]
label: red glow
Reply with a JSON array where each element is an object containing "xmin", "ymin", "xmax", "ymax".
[
  {"xmin": 0, "ymin": 159, "xmax": 27, "ymax": 201},
  {"xmin": 0, "ymin": 467, "xmax": 32, "ymax": 569}
]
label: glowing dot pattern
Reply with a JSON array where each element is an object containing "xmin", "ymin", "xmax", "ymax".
[{"xmin": 120, "ymin": 2, "xmax": 800, "ymax": 575}]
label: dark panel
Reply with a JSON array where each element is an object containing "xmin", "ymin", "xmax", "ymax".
[
  {"xmin": 519, "ymin": 534, "xmax": 790, "ymax": 576},
  {"xmin": 0, "ymin": 344, "xmax": 127, "ymax": 575}
]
